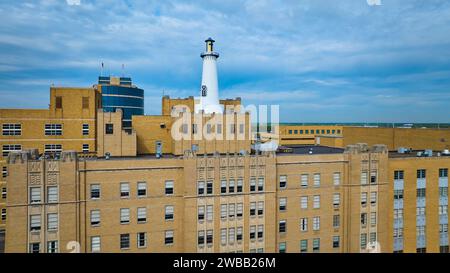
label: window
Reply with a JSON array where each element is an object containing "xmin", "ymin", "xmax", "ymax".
[
  {"xmin": 313, "ymin": 173, "xmax": 320, "ymax": 187},
  {"xmin": 313, "ymin": 216, "xmax": 320, "ymax": 231},
  {"xmin": 206, "ymin": 181, "xmax": 213, "ymax": 195},
  {"xmin": 236, "ymin": 203, "xmax": 243, "ymax": 218},
  {"xmin": 221, "ymin": 180, "xmax": 227, "ymax": 194},
  {"xmin": 44, "ymin": 144, "xmax": 62, "ymax": 154},
  {"xmin": 198, "ymin": 181, "xmax": 205, "ymax": 195},
  {"xmin": 120, "ymin": 208, "xmax": 130, "ymax": 224},
  {"xmin": 2, "ymin": 166, "xmax": 7, "ymax": 178},
  {"xmin": 250, "ymin": 178, "xmax": 256, "ymax": 192},
  {"xmin": 394, "ymin": 189, "xmax": 404, "ymax": 200},
  {"xmin": 217, "ymin": 124, "xmax": 222, "ymax": 134},
  {"xmin": 333, "ymin": 215, "xmax": 340, "ymax": 229},
  {"xmin": 120, "ymin": 183, "xmax": 130, "ymax": 198},
  {"xmin": 361, "ymin": 171, "xmax": 368, "ymax": 185},
  {"xmin": 300, "ymin": 239, "xmax": 308, "ymax": 253},
  {"xmin": 417, "ymin": 188, "xmax": 426, "ymax": 198},
  {"xmin": 370, "ymin": 192, "xmax": 377, "ymax": 205},
  {"xmin": 279, "ymin": 175, "xmax": 287, "ymax": 189},
  {"xmin": 301, "ymin": 174, "xmax": 308, "ymax": 188},
  {"xmin": 229, "ymin": 228, "xmax": 235, "ymax": 244},
  {"xmin": 313, "ymin": 238, "xmax": 320, "ymax": 252},
  {"xmin": 137, "ymin": 207, "xmax": 147, "ymax": 223},
  {"xmin": 91, "ymin": 236, "xmax": 101, "ymax": 252},
  {"xmin": 47, "ymin": 186, "xmax": 58, "ymax": 203},
  {"xmin": 417, "ymin": 248, "xmax": 426, "ymax": 253},
  {"xmin": 258, "ymin": 201, "xmax": 264, "ymax": 216},
  {"xmin": 237, "ymin": 179, "xmax": 243, "ymax": 193},
  {"xmin": 82, "ymin": 144, "xmax": 89, "ymax": 153},
  {"xmin": 360, "ymin": 233, "xmax": 367, "ymax": 249},
  {"xmin": 300, "ymin": 196, "xmax": 308, "ymax": 209},
  {"xmin": 279, "ymin": 242, "xmax": 286, "ymax": 253},
  {"xmin": 394, "ymin": 209, "xmax": 403, "ymax": 219},
  {"xmin": 279, "ymin": 198, "xmax": 287, "ymax": 211},
  {"xmin": 370, "ymin": 212, "xmax": 377, "ymax": 227},
  {"xmin": 47, "ymin": 241, "xmax": 58, "ymax": 253},
  {"xmin": 137, "ymin": 182, "xmax": 147, "ymax": 197},
  {"xmin": 440, "ymin": 246, "xmax": 449, "ymax": 253},
  {"xmin": 440, "ymin": 187, "xmax": 448, "ymax": 198},
  {"xmin": 229, "ymin": 180, "xmax": 235, "ymax": 193},
  {"xmin": 198, "ymin": 206, "xmax": 205, "ymax": 221},
  {"xmin": 206, "ymin": 230, "xmax": 213, "ymax": 244},
  {"xmin": 394, "ymin": 228, "xmax": 403, "ymax": 238},
  {"xmin": 361, "ymin": 192, "xmax": 368, "ymax": 207},
  {"xmin": 192, "ymin": 124, "xmax": 198, "ymax": 134},
  {"xmin": 440, "ymin": 224, "xmax": 448, "ymax": 233},
  {"xmin": 250, "ymin": 202, "xmax": 256, "ymax": 216},
  {"xmin": 120, "ymin": 234, "xmax": 130, "ymax": 249},
  {"xmin": 250, "ymin": 225, "xmax": 256, "ymax": 240},
  {"xmin": 333, "ymin": 173, "xmax": 341, "ymax": 186},
  {"xmin": 206, "ymin": 205, "xmax": 213, "ymax": 221},
  {"xmin": 313, "ymin": 195, "xmax": 320, "ymax": 209},
  {"xmin": 417, "ymin": 169, "xmax": 426, "ymax": 179},
  {"xmin": 29, "ymin": 243, "xmax": 40, "ymax": 253},
  {"xmin": 221, "ymin": 229, "xmax": 227, "ymax": 245},
  {"xmin": 300, "ymin": 218, "xmax": 308, "ymax": 232},
  {"xmin": 137, "ymin": 232, "xmax": 147, "ymax": 248},
  {"xmin": 440, "ymin": 168, "xmax": 448, "ymax": 178},
  {"xmin": 2, "ymin": 144, "xmax": 21, "ymax": 157},
  {"xmin": 30, "ymin": 215, "xmax": 41, "ymax": 231},
  {"xmin": 2, "ymin": 123, "xmax": 21, "ymax": 136},
  {"xmin": 370, "ymin": 171, "xmax": 377, "ymax": 184},
  {"xmin": 439, "ymin": 206, "xmax": 448, "ymax": 215},
  {"xmin": 394, "ymin": 170, "xmax": 404, "ymax": 180},
  {"xmin": 1, "ymin": 208, "xmax": 6, "ymax": 221},
  {"xmin": 55, "ymin": 96, "xmax": 62, "ymax": 109},
  {"xmin": 165, "ymin": 205, "xmax": 174, "ymax": 221},
  {"xmin": 236, "ymin": 227, "xmax": 243, "ymax": 242},
  {"xmin": 198, "ymin": 230, "xmax": 205, "ymax": 246},
  {"xmin": 165, "ymin": 181, "xmax": 174, "ymax": 195},
  {"xmin": 165, "ymin": 230, "xmax": 174, "ymax": 245},
  {"xmin": 82, "ymin": 97, "xmax": 89, "ymax": 109},
  {"xmin": 258, "ymin": 225, "xmax": 264, "ymax": 239},
  {"xmin": 228, "ymin": 204, "xmax": 235, "ymax": 218},
  {"xmin": 417, "ymin": 226, "xmax": 426, "ymax": 236},
  {"xmin": 417, "ymin": 207, "xmax": 425, "ymax": 215},
  {"xmin": 221, "ymin": 204, "xmax": 227, "ymax": 219},
  {"xmin": 239, "ymin": 124, "xmax": 244, "ymax": 134},
  {"xmin": 370, "ymin": 232, "xmax": 377, "ymax": 243},
  {"xmin": 333, "ymin": 193, "xmax": 340, "ymax": 208},
  {"xmin": 258, "ymin": 177, "xmax": 264, "ymax": 191},
  {"xmin": 1, "ymin": 187, "xmax": 5, "ymax": 199},
  {"xmin": 47, "ymin": 213, "xmax": 58, "ymax": 231},
  {"xmin": 90, "ymin": 184, "xmax": 100, "ymax": 199},
  {"xmin": 279, "ymin": 220, "xmax": 286, "ymax": 233},
  {"xmin": 44, "ymin": 124, "xmax": 62, "ymax": 136},
  {"xmin": 105, "ymin": 124, "xmax": 114, "ymax": 134},
  {"xmin": 90, "ymin": 210, "xmax": 100, "ymax": 226},
  {"xmin": 82, "ymin": 124, "xmax": 89, "ymax": 136},
  {"xmin": 361, "ymin": 213, "xmax": 367, "ymax": 227},
  {"xmin": 30, "ymin": 187, "xmax": 41, "ymax": 204},
  {"xmin": 333, "ymin": 236, "xmax": 340, "ymax": 248}
]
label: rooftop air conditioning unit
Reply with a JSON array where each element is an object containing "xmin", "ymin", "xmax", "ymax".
[{"xmin": 424, "ymin": 149, "xmax": 433, "ymax": 157}]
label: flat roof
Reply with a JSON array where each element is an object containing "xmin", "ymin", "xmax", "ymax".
[{"xmin": 277, "ymin": 145, "xmax": 345, "ymax": 155}]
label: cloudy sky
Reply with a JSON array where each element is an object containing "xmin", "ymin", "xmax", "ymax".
[{"xmin": 1, "ymin": 0, "xmax": 450, "ymax": 123}]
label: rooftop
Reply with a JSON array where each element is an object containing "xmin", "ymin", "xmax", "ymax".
[{"xmin": 277, "ymin": 145, "xmax": 345, "ymax": 155}]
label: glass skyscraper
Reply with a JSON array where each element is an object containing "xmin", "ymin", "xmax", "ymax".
[{"xmin": 98, "ymin": 76, "xmax": 144, "ymax": 130}]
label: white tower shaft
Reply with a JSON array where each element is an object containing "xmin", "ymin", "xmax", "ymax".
[{"xmin": 197, "ymin": 37, "xmax": 223, "ymax": 114}]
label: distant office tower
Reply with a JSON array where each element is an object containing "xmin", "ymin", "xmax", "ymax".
[{"xmin": 98, "ymin": 76, "xmax": 144, "ymax": 130}]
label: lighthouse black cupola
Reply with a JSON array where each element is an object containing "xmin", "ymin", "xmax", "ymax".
[{"xmin": 200, "ymin": 37, "xmax": 219, "ymax": 58}]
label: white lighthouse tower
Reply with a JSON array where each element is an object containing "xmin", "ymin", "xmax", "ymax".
[{"xmin": 195, "ymin": 37, "xmax": 223, "ymax": 114}]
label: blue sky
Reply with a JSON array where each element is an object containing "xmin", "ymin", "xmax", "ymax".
[{"xmin": 0, "ymin": 0, "xmax": 450, "ymax": 123}]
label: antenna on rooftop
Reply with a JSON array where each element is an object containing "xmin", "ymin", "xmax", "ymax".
[{"xmin": 100, "ymin": 62, "xmax": 104, "ymax": 77}]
